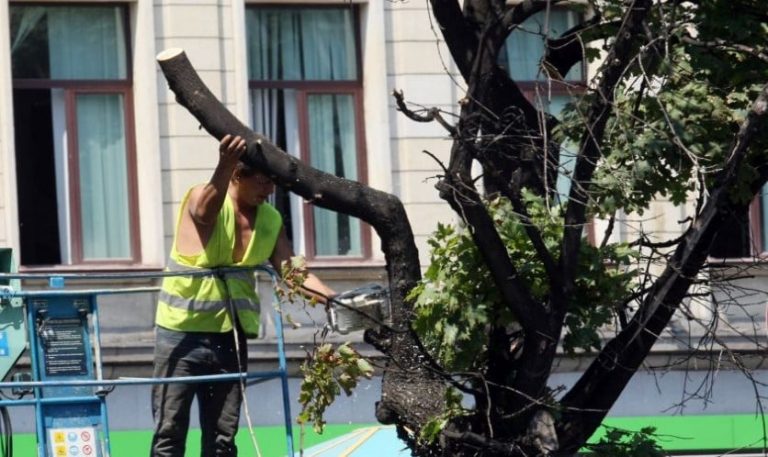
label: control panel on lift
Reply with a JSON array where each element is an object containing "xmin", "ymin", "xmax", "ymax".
[{"xmin": 28, "ymin": 292, "xmax": 105, "ymax": 457}]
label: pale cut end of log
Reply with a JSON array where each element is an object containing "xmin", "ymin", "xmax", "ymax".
[{"xmin": 156, "ymin": 48, "xmax": 184, "ymax": 62}]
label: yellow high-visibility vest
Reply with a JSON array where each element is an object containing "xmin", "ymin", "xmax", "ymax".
[{"xmin": 155, "ymin": 188, "xmax": 282, "ymax": 337}]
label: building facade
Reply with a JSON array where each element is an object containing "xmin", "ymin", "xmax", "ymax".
[{"xmin": 1, "ymin": 0, "xmax": 767, "ymax": 454}]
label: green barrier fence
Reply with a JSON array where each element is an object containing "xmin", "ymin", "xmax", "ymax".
[{"xmin": 9, "ymin": 414, "xmax": 768, "ymax": 455}]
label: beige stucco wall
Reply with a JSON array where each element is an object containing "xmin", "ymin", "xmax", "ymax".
[
  {"xmin": 0, "ymin": 0, "xmax": 16, "ymax": 253},
  {"xmin": 0, "ymin": 0, "xmax": 449, "ymax": 268},
  {"xmin": 385, "ymin": 1, "xmax": 460, "ymax": 265},
  {"xmin": 154, "ymin": 0, "xmax": 241, "ymax": 255}
]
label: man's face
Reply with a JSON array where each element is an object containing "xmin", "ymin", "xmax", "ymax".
[{"xmin": 237, "ymin": 171, "xmax": 275, "ymax": 206}]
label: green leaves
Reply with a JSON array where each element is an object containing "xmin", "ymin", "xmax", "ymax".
[
  {"xmin": 410, "ymin": 195, "xmax": 638, "ymax": 370},
  {"xmin": 419, "ymin": 388, "xmax": 469, "ymax": 444},
  {"xmin": 409, "ymin": 221, "xmax": 496, "ymax": 370},
  {"xmin": 278, "ymin": 255, "xmax": 311, "ymax": 304},
  {"xmin": 297, "ymin": 342, "xmax": 373, "ymax": 434},
  {"xmin": 589, "ymin": 426, "xmax": 666, "ymax": 457},
  {"xmin": 551, "ymin": 0, "xmax": 768, "ymax": 217}
]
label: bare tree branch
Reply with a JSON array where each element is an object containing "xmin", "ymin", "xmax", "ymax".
[
  {"xmin": 393, "ymin": 90, "xmax": 458, "ymax": 137},
  {"xmin": 429, "ymin": 0, "xmax": 479, "ymax": 79},
  {"xmin": 561, "ymin": 0, "xmax": 653, "ymax": 309}
]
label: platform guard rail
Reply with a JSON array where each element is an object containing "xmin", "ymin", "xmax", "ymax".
[{"xmin": 0, "ymin": 266, "xmax": 295, "ymax": 457}]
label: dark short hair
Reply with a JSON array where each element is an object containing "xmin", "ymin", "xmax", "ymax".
[{"xmin": 234, "ymin": 160, "xmax": 261, "ymax": 179}]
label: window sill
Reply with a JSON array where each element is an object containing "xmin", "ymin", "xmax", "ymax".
[
  {"xmin": 707, "ymin": 257, "xmax": 768, "ymax": 281},
  {"xmin": 706, "ymin": 256, "xmax": 768, "ymax": 266},
  {"xmin": 19, "ymin": 264, "xmax": 165, "ymax": 274},
  {"xmin": 303, "ymin": 259, "xmax": 388, "ymax": 281},
  {"xmin": 306, "ymin": 258, "xmax": 386, "ymax": 269}
]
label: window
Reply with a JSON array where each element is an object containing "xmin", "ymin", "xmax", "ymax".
[
  {"xmin": 10, "ymin": 4, "xmax": 138, "ymax": 266},
  {"xmin": 246, "ymin": 6, "xmax": 369, "ymax": 260},
  {"xmin": 499, "ymin": 8, "xmax": 585, "ymax": 200},
  {"xmin": 710, "ymin": 189, "xmax": 768, "ymax": 259}
]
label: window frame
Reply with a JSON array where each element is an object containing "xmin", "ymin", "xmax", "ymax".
[
  {"xmin": 295, "ymin": 87, "xmax": 371, "ymax": 261},
  {"xmin": 506, "ymin": 7, "xmax": 588, "ymax": 207},
  {"xmin": 750, "ymin": 197, "xmax": 764, "ymax": 255},
  {"xmin": 508, "ymin": 5, "xmax": 588, "ymax": 107},
  {"xmin": 246, "ymin": 4, "xmax": 371, "ymax": 262},
  {"xmin": 10, "ymin": 3, "xmax": 140, "ymax": 266}
]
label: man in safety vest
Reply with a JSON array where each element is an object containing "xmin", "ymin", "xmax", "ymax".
[{"xmin": 150, "ymin": 134, "xmax": 336, "ymax": 457}]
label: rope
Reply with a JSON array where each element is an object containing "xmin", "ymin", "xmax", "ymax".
[{"xmin": 217, "ymin": 270, "xmax": 263, "ymax": 457}]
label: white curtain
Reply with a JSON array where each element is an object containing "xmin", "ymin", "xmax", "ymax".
[
  {"xmin": 49, "ymin": 7, "xmax": 129, "ymax": 260},
  {"xmin": 10, "ymin": 7, "xmax": 45, "ymax": 55},
  {"xmin": 76, "ymin": 94, "xmax": 131, "ymax": 260},
  {"xmin": 47, "ymin": 7, "xmax": 127, "ymax": 79},
  {"xmin": 247, "ymin": 8, "xmax": 356, "ymax": 81},
  {"xmin": 504, "ymin": 10, "xmax": 582, "ymax": 82},
  {"xmin": 308, "ymin": 95, "xmax": 360, "ymax": 256},
  {"xmin": 543, "ymin": 95, "xmax": 578, "ymax": 202}
]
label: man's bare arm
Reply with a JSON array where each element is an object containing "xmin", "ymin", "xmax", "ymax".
[
  {"xmin": 188, "ymin": 134, "xmax": 246, "ymax": 225},
  {"xmin": 270, "ymin": 227, "xmax": 336, "ymax": 303}
]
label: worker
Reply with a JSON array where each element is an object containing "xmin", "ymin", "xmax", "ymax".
[{"xmin": 150, "ymin": 134, "xmax": 335, "ymax": 457}]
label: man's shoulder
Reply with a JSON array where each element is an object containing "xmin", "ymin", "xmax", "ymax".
[{"xmin": 260, "ymin": 202, "xmax": 280, "ymax": 216}]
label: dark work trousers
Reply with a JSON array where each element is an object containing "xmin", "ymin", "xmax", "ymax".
[{"xmin": 150, "ymin": 326, "xmax": 248, "ymax": 457}]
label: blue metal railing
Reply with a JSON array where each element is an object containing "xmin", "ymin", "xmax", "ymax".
[{"xmin": 0, "ymin": 265, "xmax": 295, "ymax": 457}]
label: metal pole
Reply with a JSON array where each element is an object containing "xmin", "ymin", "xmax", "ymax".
[
  {"xmin": 91, "ymin": 298, "xmax": 112, "ymax": 457},
  {"xmin": 273, "ymin": 287, "xmax": 295, "ymax": 456},
  {"xmin": 25, "ymin": 299, "xmax": 45, "ymax": 457},
  {"xmin": 0, "ymin": 371, "xmax": 284, "ymax": 389}
]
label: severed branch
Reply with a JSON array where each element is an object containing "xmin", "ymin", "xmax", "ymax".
[
  {"xmin": 156, "ymin": 47, "xmax": 447, "ymax": 438},
  {"xmin": 155, "ymin": 50, "xmax": 420, "ymax": 294}
]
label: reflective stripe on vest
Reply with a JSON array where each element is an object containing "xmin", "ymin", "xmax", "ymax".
[
  {"xmin": 159, "ymin": 259, "xmax": 258, "ymax": 313},
  {"xmin": 155, "ymin": 194, "xmax": 282, "ymax": 337},
  {"xmin": 158, "ymin": 291, "xmax": 257, "ymax": 313}
]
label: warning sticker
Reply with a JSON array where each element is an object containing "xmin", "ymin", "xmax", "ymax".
[{"xmin": 48, "ymin": 427, "xmax": 96, "ymax": 457}]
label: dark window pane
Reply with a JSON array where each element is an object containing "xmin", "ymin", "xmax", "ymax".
[
  {"xmin": 13, "ymin": 89, "xmax": 61, "ymax": 265},
  {"xmin": 710, "ymin": 209, "xmax": 752, "ymax": 258}
]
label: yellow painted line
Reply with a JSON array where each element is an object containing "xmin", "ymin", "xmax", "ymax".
[
  {"xmin": 339, "ymin": 426, "xmax": 381, "ymax": 457},
  {"xmin": 304, "ymin": 427, "xmax": 373, "ymax": 457}
]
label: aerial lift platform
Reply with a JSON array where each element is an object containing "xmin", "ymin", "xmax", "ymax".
[{"xmin": 0, "ymin": 248, "xmax": 295, "ymax": 457}]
